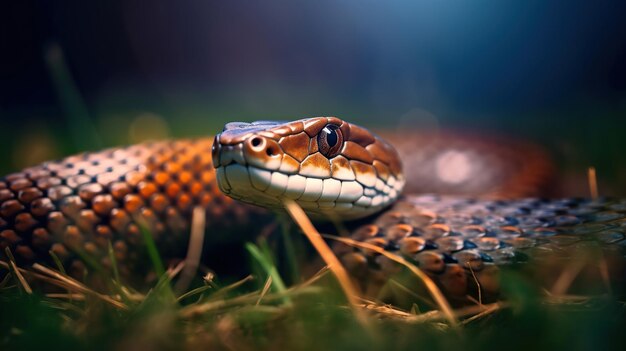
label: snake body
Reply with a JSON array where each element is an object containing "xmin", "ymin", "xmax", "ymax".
[
  {"xmin": 0, "ymin": 138, "xmax": 265, "ymax": 279},
  {"xmin": 1, "ymin": 117, "xmax": 624, "ymax": 305}
]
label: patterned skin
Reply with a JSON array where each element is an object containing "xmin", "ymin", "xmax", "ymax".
[
  {"xmin": 0, "ymin": 138, "xmax": 265, "ymax": 280},
  {"xmin": 0, "ymin": 116, "xmax": 623, "ymax": 305},
  {"xmin": 211, "ymin": 117, "xmax": 626, "ymax": 306},
  {"xmin": 212, "ymin": 117, "xmax": 404, "ymax": 219}
]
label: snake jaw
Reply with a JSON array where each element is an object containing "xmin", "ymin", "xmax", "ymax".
[{"xmin": 213, "ymin": 117, "xmax": 405, "ymax": 220}]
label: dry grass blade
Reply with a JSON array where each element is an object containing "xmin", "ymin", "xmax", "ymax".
[
  {"xmin": 3, "ymin": 248, "xmax": 32, "ymax": 294},
  {"xmin": 256, "ymin": 276, "xmax": 273, "ymax": 306},
  {"xmin": 176, "ymin": 285, "xmax": 213, "ymax": 303},
  {"xmin": 387, "ymin": 279, "xmax": 437, "ymax": 309},
  {"xmin": 45, "ymin": 293, "xmax": 86, "ymax": 300},
  {"xmin": 323, "ymin": 235, "xmax": 458, "ymax": 327},
  {"xmin": 359, "ymin": 297, "xmax": 504, "ymax": 324},
  {"xmin": 179, "ymin": 275, "xmax": 254, "ymax": 317},
  {"xmin": 175, "ymin": 206, "xmax": 206, "ymax": 293},
  {"xmin": 282, "ymin": 199, "xmax": 371, "ymax": 329},
  {"xmin": 297, "ymin": 266, "xmax": 331, "ymax": 289},
  {"xmin": 32, "ymin": 263, "xmax": 128, "ymax": 310},
  {"xmin": 167, "ymin": 261, "xmax": 186, "ymax": 280},
  {"xmin": 542, "ymin": 290, "xmax": 598, "ymax": 305},
  {"xmin": 550, "ymin": 256, "xmax": 587, "ymax": 296},
  {"xmin": 588, "ymin": 166, "xmax": 599, "ymax": 200},
  {"xmin": 461, "ymin": 303, "xmax": 503, "ymax": 325},
  {"xmin": 1, "ymin": 261, "xmax": 79, "ymax": 289},
  {"xmin": 180, "ymin": 283, "xmax": 323, "ymax": 319},
  {"xmin": 208, "ymin": 275, "xmax": 253, "ymax": 299},
  {"xmin": 467, "ymin": 264, "xmax": 482, "ymax": 305}
]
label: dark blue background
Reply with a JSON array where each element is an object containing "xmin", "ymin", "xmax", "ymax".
[{"xmin": 2, "ymin": 0, "xmax": 626, "ymax": 193}]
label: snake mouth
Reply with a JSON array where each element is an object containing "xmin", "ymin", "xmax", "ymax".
[
  {"xmin": 216, "ymin": 163, "xmax": 396, "ymax": 219},
  {"xmin": 212, "ymin": 118, "xmax": 405, "ymax": 220}
]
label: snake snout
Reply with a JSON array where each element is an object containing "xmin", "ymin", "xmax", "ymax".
[
  {"xmin": 242, "ymin": 136, "xmax": 283, "ymax": 170},
  {"xmin": 212, "ymin": 131, "xmax": 288, "ymax": 211},
  {"xmin": 213, "ymin": 117, "xmax": 406, "ymax": 220}
]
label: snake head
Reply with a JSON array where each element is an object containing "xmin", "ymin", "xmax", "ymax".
[{"xmin": 212, "ymin": 117, "xmax": 404, "ymax": 220}]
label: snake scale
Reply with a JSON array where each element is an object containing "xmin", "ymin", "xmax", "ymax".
[{"xmin": 1, "ymin": 116, "xmax": 625, "ymax": 306}]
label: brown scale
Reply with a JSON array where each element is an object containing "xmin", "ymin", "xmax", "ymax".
[
  {"xmin": 0, "ymin": 138, "xmax": 265, "ymax": 284},
  {"xmin": 3, "ymin": 119, "xmax": 617, "ymax": 306},
  {"xmin": 336, "ymin": 195, "xmax": 626, "ymax": 309}
]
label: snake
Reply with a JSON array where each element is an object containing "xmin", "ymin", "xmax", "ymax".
[{"xmin": 1, "ymin": 116, "xmax": 624, "ymax": 307}]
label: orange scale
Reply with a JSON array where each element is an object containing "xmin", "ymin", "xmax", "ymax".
[
  {"xmin": 0, "ymin": 229, "xmax": 21, "ymax": 244},
  {"xmin": 303, "ymin": 118, "xmax": 328, "ymax": 137},
  {"xmin": 200, "ymin": 170, "xmax": 215, "ymax": 184},
  {"xmin": 14, "ymin": 213, "xmax": 38, "ymax": 232},
  {"xmin": 30, "ymin": 197, "xmax": 55, "ymax": 217},
  {"xmin": 31, "ymin": 228, "xmax": 52, "ymax": 248},
  {"xmin": 36, "ymin": 177, "xmax": 62, "ymax": 189},
  {"xmin": 138, "ymin": 181, "xmax": 158, "ymax": 199},
  {"xmin": 26, "ymin": 169, "xmax": 51, "ymax": 181},
  {"xmin": 124, "ymin": 171, "xmax": 145, "ymax": 187},
  {"xmin": 0, "ymin": 200, "xmax": 25, "ymax": 218},
  {"xmin": 95, "ymin": 225, "xmax": 113, "ymax": 239},
  {"xmin": 149, "ymin": 193, "xmax": 170, "ymax": 213},
  {"xmin": 78, "ymin": 183, "xmax": 104, "ymax": 202},
  {"xmin": 9, "ymin": 178, "xmax": 33, "ymax": 191},
  {"xmin": 153, "ymin": 171, "xmax": 170, "ymax": 186},
  {"xmin": 165, "ymin": 182, "xmax": 182, "ymax": 199},
  {"xmin": 110, "ymin": 209, "xmax": 131, "ymax": 233},
  {"xmin": 109, "ymin": 182, "xmax": 132, "ymax": 200},
  {"xmin": 126, "ymin": 224, "xmax": 142, "ymax": 245},
  {"xmin": 48, "ymin": 186, "xmax": 73, "ymax": 201},
  {"xmin": 176, "ymin": 193, "xmax": 193, "ymax": 212},
  {"xmin": 76, "ymin": 209, "xmax": 99, "ymax": 232},
  {"xmin": 279, "ymin": 132, "xmax": 311, "ymax": 162},
  {"xmin": 0, "ymin": 189, "xmax": 14, "ymax": 202},
  {"xmin": 177, "ymin": 171, "xmax": 193, "ymax": 184},
  {"xmin": 18, "ymin": 187, "xmax": 44, "ymax": 204},
  {"xmin": 63, "ymin": 225, "xmax": 84, "ymax": 249},
  {"xmin": 199, "ymin": 193, "xmax": 213, "ymax": 207},
  {"xmin": 123, "ymin": 194, "xmax": 145, "ymax": 214},
  {"xmin": 92, "ymin": 194, "xmax": 117, "ymax": 216},
  {"xmin": 47, "ymin": 211, "xmax": 69, "ymax": 236}
]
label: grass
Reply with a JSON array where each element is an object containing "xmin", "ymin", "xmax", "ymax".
[
  {"xmin": 2, "ymin": 202, "xmax": 626, "ymax": 351},
  {"xmin": 1, "ymin": 44, "xmax": 625, "ymax": 350}
]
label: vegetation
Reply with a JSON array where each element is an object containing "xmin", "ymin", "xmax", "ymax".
[{"xmin": 1, "ymin": 205, "xmax": 625, "ymax": 351}]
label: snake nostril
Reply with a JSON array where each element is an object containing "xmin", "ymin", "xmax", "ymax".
[{"xmin": 251, "ymin": 137, "xmax": 262, "ymax": 147}]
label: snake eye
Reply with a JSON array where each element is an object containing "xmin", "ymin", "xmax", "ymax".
[{"xmin": 318, "ymin": 124, "xmax": 343, "ymax": 158}]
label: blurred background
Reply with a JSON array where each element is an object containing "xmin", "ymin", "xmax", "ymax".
[{"xmin": 1, "ymin": 0, "xmax": 626, "ymax": 195}]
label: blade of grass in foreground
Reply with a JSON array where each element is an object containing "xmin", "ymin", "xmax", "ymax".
[
  {"xmin": 107, "ymin": 240, "xmax": 121, "ymax": 284},
  {"xmin": 4, "ymin": 247, "xmax": 32, "ymax": 294},
  {"xmin": 138, "ymin": 223, "xmax": 165, "ymax": 278},
  {"xmin": 282, "ymin": 199, "xmax": 372, "ymax": 330},
  {"xmin": 323, "ymin": 234, "xmax": 458, "ymax": 327},
  {"xmin": 246, "ymin": 242, "xmax": 290, "ymax": 304}
]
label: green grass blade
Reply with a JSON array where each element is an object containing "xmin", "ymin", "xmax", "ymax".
[
  {"xmin": 138, "ymin": 224, "xmax": 165, "ymax": 278},
  {"xmin": 107, "ymin": 240, "xmax": 121, "ymax": 284},
  {"xmin": 245, "ymin": 242, "xmax": 289, "ymax": 304},
  {"xmin": 49, "ymin": 250, "xmax": 68, "ymax": 276}
]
